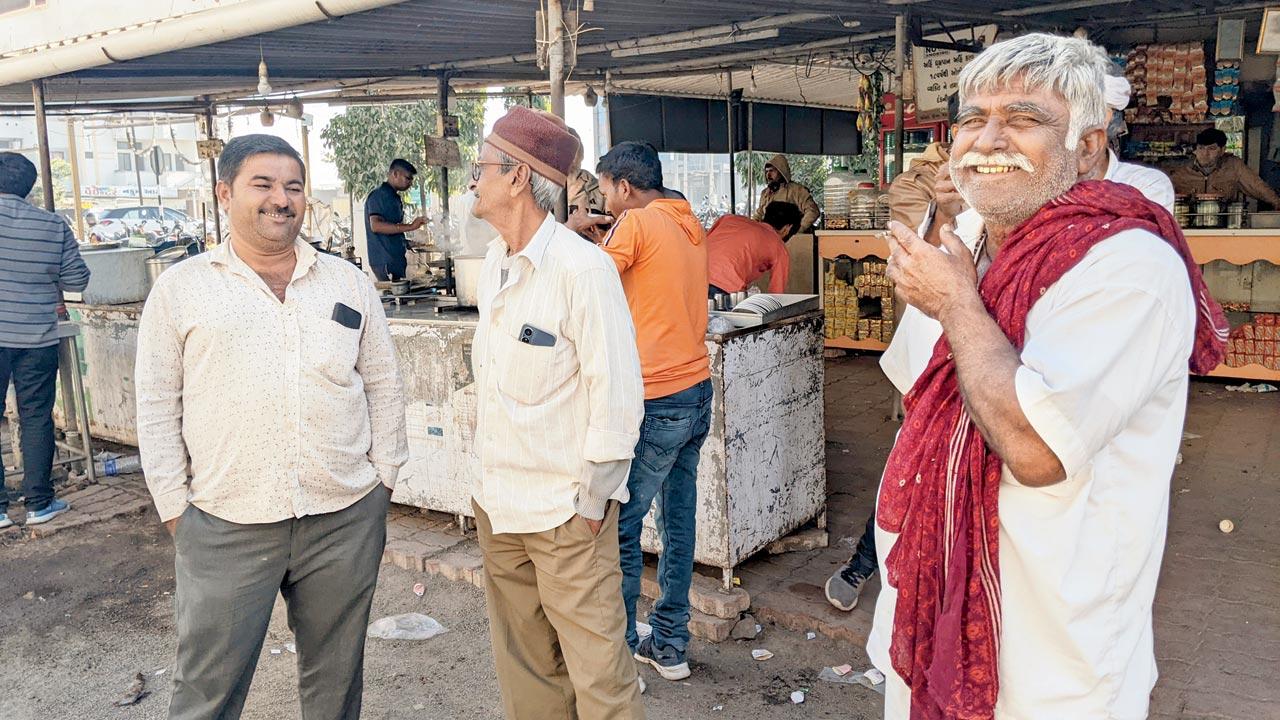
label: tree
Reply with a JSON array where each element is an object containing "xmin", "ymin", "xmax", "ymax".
[
  {"xmin": 502, "ymin": 87, "xmax": 549, "ymax": 111},
  {"xmin": 735, "ymin": 151, "xmax": 832, "ymax": 206},
  {"xmin": 320, "ymin": 99, "xmax": 487, "ymax": 202}
]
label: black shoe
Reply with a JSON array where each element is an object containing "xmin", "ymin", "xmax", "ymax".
[
  {"xmin": 825, "ymin": 563, "xmax": 871, "ymax": 611},
  {"xmin": 634, "ymin": 635, "xmax": 690, "ymax": 681}
]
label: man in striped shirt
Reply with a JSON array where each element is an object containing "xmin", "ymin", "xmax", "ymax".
[{"xmin": 0, "ymin": 152, "xmax": 90, "ymax": 529}]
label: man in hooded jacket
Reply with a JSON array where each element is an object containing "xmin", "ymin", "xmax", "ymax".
[{"xmin": 752, "ymin": 154, "xmax": 820, "ymax": 233}]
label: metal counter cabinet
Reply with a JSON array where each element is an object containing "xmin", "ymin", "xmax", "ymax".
[{"xmin": 389, "ymin": 311, "xmax": 828, "ymax": 589}]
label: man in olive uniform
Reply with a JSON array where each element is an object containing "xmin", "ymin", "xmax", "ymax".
[
  {"xmin": 752, "ymin": 154, "xmax": 820, "ymax": 233},
  {"xmin": 1167, "ymin": 128, "xmax": 1280, "ymax": 209}
]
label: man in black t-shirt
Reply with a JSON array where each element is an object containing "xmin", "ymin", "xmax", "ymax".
[{"xmin": 364, "ymin": 158, "xmax": 424, "ymax": 280}]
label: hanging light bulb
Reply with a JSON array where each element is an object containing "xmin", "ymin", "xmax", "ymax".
[
  {"xmin": 259, "ymin": 107, "xmax": 275, "ymax": 127},
  {"xmin": 583, "ymin": 85, "xmax": 598, "ymax": 107},
  {"xmin": 257, "ymin": 58, "xmax": 272, "ymax": 96}
]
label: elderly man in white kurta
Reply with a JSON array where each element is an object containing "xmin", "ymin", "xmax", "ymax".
[{"xmin": 868, "ymin": 34, "xmax": 1227, "ymax": 720}]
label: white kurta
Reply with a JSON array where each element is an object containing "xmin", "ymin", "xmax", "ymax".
[
  {"xmin": 1105, "ymin": 150, "xmax": 1176, "ymax": 213},
  {"xmin": 872, "ymin": 211, "xmax": 1196, "ymax": 719}
]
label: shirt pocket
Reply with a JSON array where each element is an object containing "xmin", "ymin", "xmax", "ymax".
[
  {"xmin": 301, "ymin": 306, "xmax": 363, "ymax": 385},
  {"xmin": 493, "ymin": 327, "xmax": 577, "ymax": 406}
]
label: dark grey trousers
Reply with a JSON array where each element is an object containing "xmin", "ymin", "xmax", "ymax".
[{"xmin": 168, "ymin": 485, "xmax": 390, "ymax": 720}]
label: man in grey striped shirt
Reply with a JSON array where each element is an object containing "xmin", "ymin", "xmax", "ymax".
[{"xmin": 0, "ymin": 152, "xmax": 90, "ymax": 529}]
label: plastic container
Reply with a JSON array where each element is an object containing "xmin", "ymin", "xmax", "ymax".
[
  {"xmin": 95, "ymin": 455, "xmax": 142, "ymax": 476},
  {"xmin": 823, "ymin": 167, "xmax": 857, "ymax": 229},
  {"xmin": 847, "ymin": 182, "xmax": 879, "ymax": 230}
]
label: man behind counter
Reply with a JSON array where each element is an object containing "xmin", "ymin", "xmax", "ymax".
[
  {"xmin": 364, "ymin": 158, "xmax": 425, "ymax": 280},
  {"xmin": 706, "ymin": 201, "xmax": 802, "ymax": 296},
  {"xmin": 1167, "ymin": 128, "xmax": 1280, "ymax": 209}
]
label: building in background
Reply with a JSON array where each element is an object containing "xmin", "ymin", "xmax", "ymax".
[{"xmin": 0, "ymin": 114, "xmax": 206, "ymax": 222}]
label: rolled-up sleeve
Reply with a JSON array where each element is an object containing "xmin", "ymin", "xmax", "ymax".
[
  {"xmin": 568, "ymin": 264, "xmax": 643, "ymax": 477},
  {"xmin": 1014, "ymin": 283, "xmax": 1192, "ymax": 479},
  {"xmin": 135, "ymin": 281, "xmax": 190, "ymax": 521},
  {"xmin": 356, "ymin": 278, "xmax": 408, "ymax": 489},
  {"xmin": 570, "ymin": 265, "xmax": 645, "ymax": 515}
]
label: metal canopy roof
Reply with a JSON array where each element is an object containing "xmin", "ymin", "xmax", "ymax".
[{"xmin": 0, "ymin": 0, "xmax": 1269, "ymax": 109}]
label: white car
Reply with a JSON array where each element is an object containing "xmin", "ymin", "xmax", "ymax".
[{"xmin": 94, "ymin": 206, "xmax": 202, "ymax": 243}]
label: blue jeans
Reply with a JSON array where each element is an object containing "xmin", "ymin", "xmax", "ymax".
[
  {"xmin": 618, "ymin": 379, "xmax": 713, "ymax": 653},
  {"xmin": 0, "ymin": 345, "xmax": 59, "ymax": 514}
]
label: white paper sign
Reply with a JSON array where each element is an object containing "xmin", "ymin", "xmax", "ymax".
[{"xmin": 912, "ymin": 25, "xmax": 999, "ymax": 120}]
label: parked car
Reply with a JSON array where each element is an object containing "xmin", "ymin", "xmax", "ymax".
[{"xmin": 93, "ymin": 205, "xmax": 202, "ymax": 245}]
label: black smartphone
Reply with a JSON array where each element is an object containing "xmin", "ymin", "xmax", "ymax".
[{"xmin": 518, "ymin": 323, "xmax": 556, "ymax": 347}]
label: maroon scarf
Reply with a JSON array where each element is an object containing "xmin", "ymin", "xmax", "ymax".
[{"xmin": 877, "ymin": 180, "xmax": 1227, "ymax": 719}]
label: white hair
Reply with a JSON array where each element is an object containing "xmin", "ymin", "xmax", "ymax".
[
  {"xmin": 957, "ymin": 33, "xmax": 1110, "ymax": 150},
  {"xmin": 494, "ymin": 148, "xmax": 565, "ymax": 214}
]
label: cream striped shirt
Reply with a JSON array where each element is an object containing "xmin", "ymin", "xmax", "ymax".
[
  {"xmin": 472, "ymin": 213, "xmax": 644, "ymax": 535},
  {"xmin": 135, "ymin": 238, "xmax": 408, "ymax": 524}
]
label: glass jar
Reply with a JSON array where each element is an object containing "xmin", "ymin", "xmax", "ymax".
[{"xmin": 847, "ymin": 182, "xmax": 878, "ymax": 230}]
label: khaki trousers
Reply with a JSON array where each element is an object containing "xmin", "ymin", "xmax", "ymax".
[{"xmin": 474, "ymin": 501, "xmax": 645, "ymax": 720}]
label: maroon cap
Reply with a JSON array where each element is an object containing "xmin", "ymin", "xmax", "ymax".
[{"xmin": 484, "ymin": 106, "xmax": 579, "ymax": 185}]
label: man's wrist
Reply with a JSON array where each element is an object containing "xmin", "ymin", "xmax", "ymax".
[{"xmin": 938, "ymin": 288, "xmax": 985, "ymax": 328}]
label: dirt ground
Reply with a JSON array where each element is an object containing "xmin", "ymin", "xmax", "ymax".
[{"xmin": 0, "ymin": 514, "xmax": 883, "ymax": 720}]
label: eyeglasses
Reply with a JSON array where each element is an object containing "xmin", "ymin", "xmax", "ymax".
[{"xmin": 470, "ymin": 161, "xmax": 521, "ymax": 182}]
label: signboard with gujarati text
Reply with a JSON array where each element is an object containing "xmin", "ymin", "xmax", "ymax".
[{"xmin": 911, "ymin": 25, "xmax": 999, "ymax": 121}]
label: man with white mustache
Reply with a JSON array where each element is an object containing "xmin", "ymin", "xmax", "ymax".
[
  {"xmin": 868, "ymin": 34, "xmax": 1227, "ymax": 720},
  {"xmin": 136, "ymin": 134, "xmax": 407, "ymax": 720}
]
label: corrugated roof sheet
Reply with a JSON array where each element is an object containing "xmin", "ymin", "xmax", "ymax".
[{"xmin": 0, "ymin": 0, "xmax": 1264, "ymax": 107}]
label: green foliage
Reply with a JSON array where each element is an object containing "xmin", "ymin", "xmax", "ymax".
[
  {"xmin": 320, "ymin": 99, "xmax": 487, "ymax": 200},
  {"xmin": 734, "ymin": 152, "xmax": 832, "ymax": 205},
  {"xmin": 50, "ymin": 158, "xmax": 73, "ymax": 209},
  {"xmin": 502, "ymin": 87, "xmax": 549, "ymax": 111}
]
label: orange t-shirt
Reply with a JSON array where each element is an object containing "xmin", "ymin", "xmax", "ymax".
[
  {"xmin": 601, "ymin": 199, "xmax": 710, "ymax": 399},
  {"xmin": 705, "ymin": 214, "xmax": 790, "ymax": 294}
]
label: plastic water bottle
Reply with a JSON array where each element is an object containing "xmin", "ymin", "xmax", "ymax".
[{"xmin": 94, "ymin": 455, "xmax": 142, "ymax": 476}]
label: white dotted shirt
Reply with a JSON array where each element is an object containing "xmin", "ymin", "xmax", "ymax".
[{"xmin": 135, "ymin": 238, "xmax": 408, "ymax": 524}]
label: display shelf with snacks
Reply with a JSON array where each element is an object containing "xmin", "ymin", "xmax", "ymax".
[
  {"xmin": 1219, "ymin": 313, "xmax": 1280, "ymax": 381},
  {"xmin": 1124, "ymin": 42, "xmax": 1210, "ymax": 123},
  {"xmin": 816, "ymin": 231, "xmax": 895, "ymax": 350},
  {"xmin": 1186, "ymin": 231, "xmax": 1280, "ymax": 381}
]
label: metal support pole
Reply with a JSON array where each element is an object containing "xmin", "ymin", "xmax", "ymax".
[
  {"xmin": 548, "ymin": 0, "xmax": 566, "ymax": 119},
  {"xmin": 726, "ymin": 72, "xmax": 736, "ymax": 215},
  {"xmin": 31, "ymin": 80, "xmax": 55, "ymax": 211},
  {"xmin": 892, "ymin": 13, "xmax": 907, "ymax": 185},
  {"xmin": 747, "ymin": 103, "xmax": 756, "ymax": 216},
  {"xmin": 437, "ymin": 72, "xmax": 451, "ymax": 232},
  {"xmin": 300, "ymin": 113, "xmax": 315, "ymax": 238},
  {"xmin": 125, "ymin": 125, "xmax": 144, "ymax": 207},
  {"xmin": 546, "ymin": 0, "xmax": 569, "ymax": 222},
  {"xmin": 204, "ymin": 103, "xmax": 222, "ymax": 245},
  {"xmin": 66, "ymin": 117, "xmax": 85, "ymax": 239}
]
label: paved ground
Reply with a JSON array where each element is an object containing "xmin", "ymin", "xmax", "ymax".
[
  {"xmin": 2, "ymin": 356, "xmax": 1276, "ymax": 718},
  {"xmin": 0, "ymin": 510, "xmax": 881, "ymax": 719}
]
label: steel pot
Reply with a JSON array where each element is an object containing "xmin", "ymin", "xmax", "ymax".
[
  {"xmin": 145, "ymin": 246, "xmax": 188, "ymax": 293},
  {"xmin": 451, "ymin": 255, "xmax": 485, "ymax": 307}
]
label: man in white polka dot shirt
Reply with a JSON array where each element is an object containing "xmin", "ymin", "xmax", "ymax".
[{"xmin": 135, "ymin": 134, "xmax": 407, "ymax": 720}]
